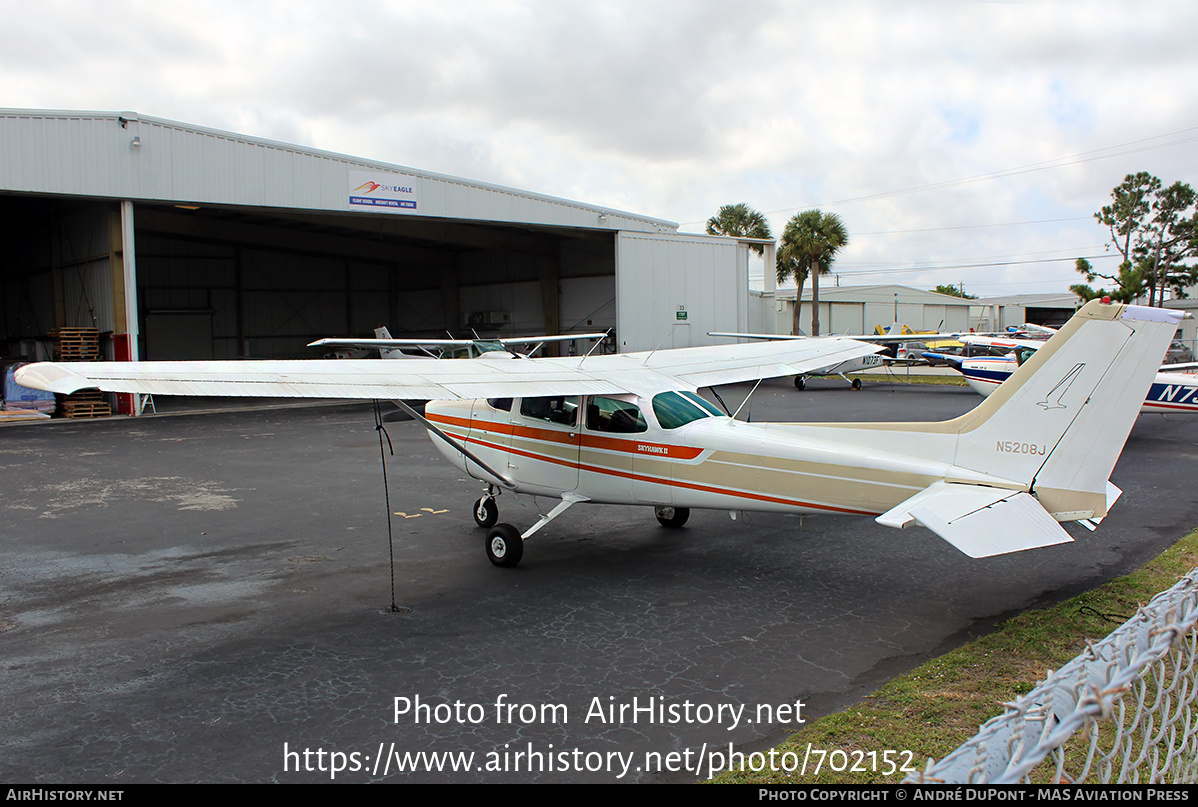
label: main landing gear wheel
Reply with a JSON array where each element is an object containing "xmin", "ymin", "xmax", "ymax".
[
  {"xmin": 851, "ymin": 378, "xmax": 862, "ymax": 390},
  {"xmin": 486, "ymin": 524, "xmax": 524, "ymax": 567},
  {"xmin": 794, "ymin": 376, "xmax": 806, "ymax": 391},
  {"xmin": 473, "ymin": 496, "xmax": 498, "ymax": 528},
  {"xmin": 654, "ymin": 506, "xmax": 690, "ymax": 528}
]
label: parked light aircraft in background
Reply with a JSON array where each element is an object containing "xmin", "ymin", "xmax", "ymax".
[
  {"xmin": 15, "ymin": 301, "xmax": 1182, "ymax": 568},
  {"xmin": 934, "ymin": 333, "xmax": 1198, "ymax": 415},
  {"xmin": 708, "ymin": 329, "xmax": 950, "ymax": 389},
  {"xmin": 310, "ymin": 327, "xmax": 609, "ymax": 360}
]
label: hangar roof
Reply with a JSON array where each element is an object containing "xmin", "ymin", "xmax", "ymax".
[
  {"xmin": 971, "ymin": 293, "xmax": 1080, "ymax": 308},
  {"xmin": 0, "ymin": 108, "xmax": 676, "ymax": 234},
  {"xmin": 782, "ymin": 284, "xmax": 976, "ymax": 305}
]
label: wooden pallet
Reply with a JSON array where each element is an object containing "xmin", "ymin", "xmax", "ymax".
[
  {"xmin": 59, "ymin": 389, "xmax": 111, "ymax": 419},
  {"xmin": 50, "ymin": 327, "xmax": 102, "ymax": 361}
]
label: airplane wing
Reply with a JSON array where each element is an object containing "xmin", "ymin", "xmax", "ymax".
[
  {"xmin": 15, "ymin": 338, "xmax": 882, "ymax": 401},
  {"xmin": 959, "ymin": 334, "xmax": 1048, "ymax": 350},
  {"xmin": 307, "ymin": 332, "xmax": 608, "ymax": 350},
  {"xmin": 309, "ymin": 337, "xmax": 476, "ymax": 349},
  {"xmin": 709, "ymin": 331, "xmax": 962, "ymax": 343},
  {"xmin": 1160, "ymin": 361, "xmax": 1198, "ymax": 373},
  {"xmin": 921, "ymin": 351, "xmax": 964, "ymax": 370},
  {"xmin": 497, "ymin": 333, "xmax": 608, "ymax": 346}
]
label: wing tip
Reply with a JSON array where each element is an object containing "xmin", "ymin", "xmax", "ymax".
[{"xmin": 14, "ymin": 363, "xmax": 92, "ymax": 395}]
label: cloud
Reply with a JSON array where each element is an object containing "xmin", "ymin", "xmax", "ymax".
[{"xmin": 2, "ymin": 0, "xmax": 1196, "ymax": 296}]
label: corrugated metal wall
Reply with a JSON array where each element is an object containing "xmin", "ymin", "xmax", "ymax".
[
  {"xmin": 614, "ymin": 232, "xmax": 747, "ymax": 351},
  {"xmin": 0, "ymin": 110, "xmax": 675, "ymax": 234}
]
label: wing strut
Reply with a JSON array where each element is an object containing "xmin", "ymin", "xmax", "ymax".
[{"xmin": 390, "ymin": 399, "xmax": 517, "ymax": 489}]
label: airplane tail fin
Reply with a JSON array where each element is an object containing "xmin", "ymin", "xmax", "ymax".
[
  {"xmin": 878, "ymin": 300, "xmax": 1183, "ymax": 556},
  {"xmin": 950, "ymin": 301, "xmax": 1180, "ymax": 505},
  {"xmin": 374, "ymin": 326, "xmax": 393, "ymax": 339}
]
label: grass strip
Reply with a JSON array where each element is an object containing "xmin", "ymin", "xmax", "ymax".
[{"xmin": 709, "ymin": 528, "xmax": 1198, "ymax": 784}]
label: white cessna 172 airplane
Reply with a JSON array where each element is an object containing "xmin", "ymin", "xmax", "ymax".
[{"xmin": 15, "ymin": 300, "xmax": 1183, "ymax": 567}]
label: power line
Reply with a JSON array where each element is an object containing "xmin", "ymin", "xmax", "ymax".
[
  {"xmin": 682, "ymin": 123, "xmax": 1198, "ymax": 229},
  {"xmin": 835, "ymin": 245, "xmax": 1112, "ymax": 272},
  {"xmin": 835, "ymin": 253, "xmax": 1111, "ymax": 278},
  {"xmin": 768, "ymin": 125, "xmax": 1198, "ymax": 214},
  {"xmin": 854, "ymin": 216, "xmax": 1091, "ymax": 236}
]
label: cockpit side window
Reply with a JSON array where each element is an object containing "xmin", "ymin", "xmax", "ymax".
[
  {"xmin": 585, "ymin": 397, "xmax": 648, "ymax": 434},
  {"xmin": 520, "ymin": 396, "xmax": 578, "ymax": 427},
  {"xmin": 652, "ymin": 391, "xmax": 716, "ymax": 430}
]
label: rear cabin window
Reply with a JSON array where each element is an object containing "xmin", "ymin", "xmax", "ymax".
[
  {"xmin": 652, "ymin": 391, "xmax": 723, "ymax": 430},
  {"xmin": 520, "ymin": 396, "xmax": 578, "ymax": 427},
  {"xmin": 584, "ymin": 397, "xmax": 647, "ymax": 434}
]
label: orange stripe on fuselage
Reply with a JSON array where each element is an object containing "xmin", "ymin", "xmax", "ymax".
[
  {"xmin": 425, "ymin": 411, "xmax": 877, "ymax": 516},
  {"xmin": 426, "ymin": 411, "xmax": 704, "ymax": 459}
]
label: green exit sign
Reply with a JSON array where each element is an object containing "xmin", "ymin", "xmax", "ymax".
[{"xmin": 676, "ymin": 311, "xmax": 688, "ymax": 321}]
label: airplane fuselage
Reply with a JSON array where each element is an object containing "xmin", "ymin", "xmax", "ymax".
[
  {"xmin": 811, "ymin": 352, "xmax": 886, "ymax": 376},
  {"xmin": 425, "ymin": 394, "xmax": 1016, "ymax": 519}
]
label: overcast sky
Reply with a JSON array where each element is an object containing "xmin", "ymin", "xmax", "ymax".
[{"xmin": 4, "ymin": 0, "xmax": 1197, "ymax": 299}]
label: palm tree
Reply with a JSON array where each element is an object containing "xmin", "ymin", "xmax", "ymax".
[
  {"xmin": 776, "ymin": 209, "xmax": 848, "ymax": 336},
  {"xmin": 705, "ymin": 203, "xmax": 773, "ymax": 255}
]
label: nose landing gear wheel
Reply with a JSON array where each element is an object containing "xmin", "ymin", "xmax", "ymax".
[
  {"xmin": 473, "ymin": 496, "xmax": 498, "ymax": 528},
  {"xmin": 486, "ymin": 523, "xmax": 524, "ymax": 567},
  {"xmin": 654, "ymin": 506, "xmax": 690, "ymax": 528}
]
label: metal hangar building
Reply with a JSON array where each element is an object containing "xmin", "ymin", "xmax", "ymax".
[{"xmin": 0, "ymin": 109, "xmax": 752, "ymax": 375}]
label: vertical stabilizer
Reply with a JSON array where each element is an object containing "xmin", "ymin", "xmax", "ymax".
[
  {"xmin": 950, "ymin": 301, "xmax": 1181, "ymax": 519},
  {"xmin": 876, "ymin": 301, "xmax": 1182, "ymax": 554}
]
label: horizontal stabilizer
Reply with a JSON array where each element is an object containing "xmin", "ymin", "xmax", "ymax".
[
  {"xmin": 1081, "ymin": 481, "xmax": 1123, "ymax": 531},
  {"xmin": 876, "ymin": 481, "xmax": 1073, "ymax": 558}
]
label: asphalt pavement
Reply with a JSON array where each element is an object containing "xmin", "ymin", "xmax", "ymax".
[{"xmin": 2, "ymin": 378, "xmax": 1196, "ymax": 783}]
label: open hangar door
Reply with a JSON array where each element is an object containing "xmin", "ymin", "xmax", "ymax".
[
  {"xmin": 131, "ymin": 204, "xmax": 618, "ymax": 360},
  {"xmin": 0, "ymin": 195, "xmax": 127, "ymax": 363}
]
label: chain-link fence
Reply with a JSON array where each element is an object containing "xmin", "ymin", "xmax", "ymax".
[{"xmin": 907, "ymin": 568, "xmax": 1198, "ymax": 784}]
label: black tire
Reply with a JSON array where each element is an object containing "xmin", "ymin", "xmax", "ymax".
[
  {"xmin": 794, "ymin": 376, "xmax": 806, "ymax": 391},
  {"xmin": 473, "ymin": 497, "xmax": 498, "ymax": 529},
  {"xmin": 486, "ymin": 524, "xmax": 523, "ymax": 567},
  {"xmin": 851, "ymin": 378, "xmax": 862, "ymax": 390},
  {"xmin": 654, "ymin": 506, "xmax": 690, "ymax": 528}
]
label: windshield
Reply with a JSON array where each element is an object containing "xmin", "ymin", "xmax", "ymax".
[{"xmin": 652, "ymin": 391, "xmax": 725, "ymax": 429}]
